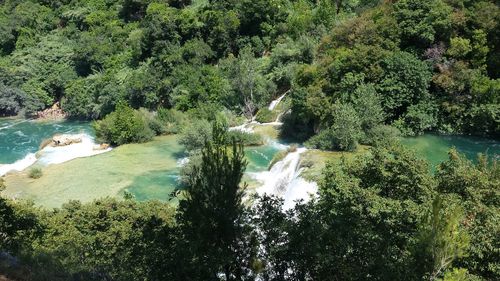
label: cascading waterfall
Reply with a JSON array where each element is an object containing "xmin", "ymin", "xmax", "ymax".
[
  {"xmin": 268, "ymin": 92, "xmax": 288, "ymax": 111},
  {"xmin": 252, "ymin": 147, "xmax": 318, "ymax": 210}
]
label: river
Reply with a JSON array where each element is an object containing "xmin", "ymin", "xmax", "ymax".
[{"xmin": 0, "ymin": 118, "xmax": 498, "ymax": 208}]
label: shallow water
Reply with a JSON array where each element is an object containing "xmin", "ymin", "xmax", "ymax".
[{"xmin": 401, "ymin": 134, "xmax": 499, "ymax": 169}]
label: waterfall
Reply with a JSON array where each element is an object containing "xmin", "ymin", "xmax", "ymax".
[
  {"xmin": 268, "ymin": 92, "xmax": 288, "ymax": 111},
  {"xmin": 252, "ymin": 147, "xmax": 318, "ymax": 209}
]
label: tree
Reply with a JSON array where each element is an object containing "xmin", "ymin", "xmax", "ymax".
[
  {"xmin": 378, "ymin": 51, "xmax": 432, "ymax": 122},
  {"xmin": 176, "ymin": 122, "xmax": 255, "ymax": 280},
  {"xmin": 306, "ymin": 103, "xmax": 362, "ymax": 151},
  {"xmin": 415, "ymin": 197, "xmax": 470, "ymax": 281},
  {"xmin": 394, "ymin": 0, "xmax": 452, "ymax": 47},
  {"xmin": 221, "ymin": 47, "xmax": 276, "ymax": 118},
  {"xmin": 93, "ymin": 102, "xmax": 154, "ymax": 145}
]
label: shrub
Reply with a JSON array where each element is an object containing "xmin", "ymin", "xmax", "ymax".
[
  {"xmin": 364, "ymin": 125, "xmax": 401, "ymax": 147},
  {"xmin": 255, "ymin": 108, "xmax": 276, "ymax": 123},
  {"xmin": 93, "ymin": 102, "xmax": 154, "ymax": 145},
  {"xmin": 178, "ymin": 119, "xmax": 213, "ymax": 152},
  {"xmin": 157, "ymin": 107, "xmax": 190, "ymax": 134},
  {"xmin": 0, "ymin": 83, "xmax": 43, "ymax": 117},
  {"xmin": 226, "ymin": 130, "xmax": 263, "ymax": 146},
  {"xmin": 28, "ymin": 167, "xmax": 43, "ymax": 179},
  {"xmin": 0, "ymin": 177, "xmax": 5, "ymax": 191},
  {"xmin": 138, "ymin": 108, "xmax": 166, "ymax": 135},
  {"xmin": 306, "ymin": 104, "xmax": 362, "ymax": 151}
]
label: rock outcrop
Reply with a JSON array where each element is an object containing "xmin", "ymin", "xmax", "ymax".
[
  {"xmin": 51, "ymin": 134, "xmax": 82, "ymax": 147},
  {"xmin": 36, "ymin": 102, "xmax": 67, "ymax": 120}
]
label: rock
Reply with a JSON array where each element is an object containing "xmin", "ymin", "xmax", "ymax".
[
  {"xmin": 36, "ymin": 102, "xmax": 67, "ymax": 120},
  {"xmin": 51, "ymin": 134, "xmax": 82, "ymax": 147},
  {"xmin": 93, "ymin": 143, "xmax": 110, "ymax": 150}
]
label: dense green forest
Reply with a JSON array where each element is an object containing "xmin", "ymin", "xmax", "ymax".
[
  {"xmin": 1, "ymin": 0, "xmax": 499, "ymax": 280},
  {"xmin": 0, "ymin": 0, "xmax": 498, "ymax": 143}
]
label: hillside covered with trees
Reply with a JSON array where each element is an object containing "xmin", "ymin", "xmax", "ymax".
[{"xmin": 1, "ymin": 0, "xmax": 499, "ymax": 280}]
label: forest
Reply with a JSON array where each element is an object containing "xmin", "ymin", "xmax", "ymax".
[{"xmin": 0, "ymin": 0, "xmax": 499, "ymax": 280}]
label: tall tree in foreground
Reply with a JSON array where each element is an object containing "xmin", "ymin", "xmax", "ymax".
[{"xmin": 176, "ymin": 122, "xmax": 255, "ymax": 280}]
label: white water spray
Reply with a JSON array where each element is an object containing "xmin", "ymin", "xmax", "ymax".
[
  {"xmin": 268, "ymin": 92, "xmax": 288, "ymax": 111},
  {"xmin": 252, "ymin": 147, "xmax": 318, "ymax": 209},
  {"xmin": 0, "ymin": 153, "xmax": 38, "ymax": 177},
  {"xmin": 37, "ymin": 134, "xmax": 111, "ymax": 165}
]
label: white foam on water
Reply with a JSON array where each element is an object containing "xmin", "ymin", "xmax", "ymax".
[
  {"xmin": 0, "ymin": 153, "xmax": 37, "ymax": 176},
  {"xmin": 0, "ymin": 119, "xmax": 30, "ymax": 131},
  {"xmin": 37, "ymin": 134, "xmax": 112, "ymax": 165},
  {"xmin": 229, "ymin": 123, "xmax": 255, "ymax": 133},
  {"xmin": 252, "ymin": 147, "xmax": 318, "ymax": 209},
  {"xmin": 177, "ymin": 157, "xmax": 190, "ymax": 167}
]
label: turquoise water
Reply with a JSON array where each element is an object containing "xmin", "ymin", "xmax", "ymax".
[
  {"xmin": 401, "ymin": 134, "xmax": 499, "ymax": 169},
  {"xmin": 245, "ymin": 145, "xmax": 282, "ymax": 172},
  {"xmin": 0, "ymin": 118, "xmax": 92, "ymax": 164},
  {"xmin": 2, "ymin": 118, "xmax": 498, "ymax": 206}
]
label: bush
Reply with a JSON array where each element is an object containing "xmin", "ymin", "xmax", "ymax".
[
  {"xmin": 0, "ymin": 83, "xmax": 43, "ymax": 117},
  {"xmin": 306, "ymin": 104, "xmax": 362, "ymax": 151},
  {"xmin": 255, "ymin": 108, "xmax": 277, "ymax": 123},
  {"xmin": 138, "ymin": 108, "xmax": 166, "ymax": 135},
  {"xmin": 93, "ymin": 102, "xmax": 154, "ymax": 145},
  {"xmin": 226, "ymin": 130, "xmax": 263, "ymax": 146},
  {"xmin": 178, "ymin": 119, "xmax": 213, "ymax": 152},
  {"xmin": 364, "ymin": 125, "xmax": 401, "ymax": 147},
  {"xmin": 157, "ymin": 107, "xmax": 189, "ymax": 134},
  {"xmin": 0, "ymin": 177, "xmax": 5, "ymax": 191},
  {"xmin": 28, "ymin": 167, "xmax": 43, "ymax": 179}
]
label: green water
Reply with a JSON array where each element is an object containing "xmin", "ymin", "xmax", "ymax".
[
  {"xmin": 401, "ymin": 134, "xmax": 499, "ymax": 169},
  {"xmin": 2, "ymin": 118, "xmax": 498, "ymax": 208},
  {"xmin": 0, "ymin": 118, "xmax": 92, "ymax": 164}
]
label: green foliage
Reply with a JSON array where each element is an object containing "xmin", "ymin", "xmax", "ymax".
[
  {"xmin": 226, "ymin": 130, "xmax": 263, "ymax": 146},
  {"xmin": 28, "ymin": 167, "xmax": 42, "ymax": 179},
  {"xmin": 93, "ymin": 102, "xmax": 154, "ymax": 145},
  {"xmin": 415, "ymin": 197, "xmax": 470, "ymax": 280},
  {"xmin": 178, "ymin": 118, "xmax": 213, "ymax": 152},
  {"xmin": 378, "ymin": 51, "xmax": 432, "ymax": 120},
  {"xmin": 447, "ymin": 37, "xmax": 472, "ymax": 59},
  {"xmin": 177, "ymin": 121, "xmax": 253, "ymax": 279},
  {"xmin": 306, "ymin": 103, "xmax": 362, "ymax": 151},
  {"xmin": 254, "ymin": 108, "xmax": 276, "ymax": 123},
  {"xmin": 0, "ymin": 83, "xmax": 42, "ymax": 117}
]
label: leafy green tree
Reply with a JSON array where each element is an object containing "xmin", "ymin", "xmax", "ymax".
[
  {"xmin": 436, "ymin": 150, "xmax": 499, "ymax": 279},
  {"xmin": 394, "ymin": 0, "xmax": 452, "ymax": 47},
  {"xmin": 378, "ymin": 51, "xmax": 432, "ymax": 121},
  {"xmin": 306, "ymin": 103, "xmax": 362, "ymax": 151},
  {"xmin": 93, "ymin": 102, "xmax": 154, "ymax": 145},
  {"xmin": 221, "ymin": 47, "xmax": 276, "ymax": 118},
  {"xmin": 178, "ymin": 118, "xmax": 213, "ymax": 152},
  {"xmin": 414, "ymin": 197, "xmax": 470, "ymax": 280}
]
